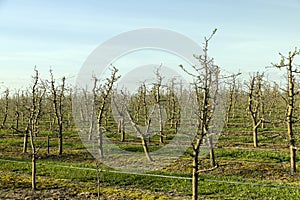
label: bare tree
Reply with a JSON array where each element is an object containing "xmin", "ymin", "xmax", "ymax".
[
  {"xmin": 264, "ymin": 81, "xmax": 280, "ymax": 127},
  {"xmin": 226, "ymin": 74, "xmax": 240, "ymax": 125},
  {"xmin": 180, "ymin": 29, "xmax": 219, "ymax": 200},
  {"xmin": 125, "ymin": 82, "xmax": 153, "ymax": 143},
  {"xmin": 112, "ymin": 92, "xmax": 126, "ymax": 142},
  {"xmin": 153, "ymin": 68, "xmax": 165, "ymax": 144},
  {"xmin": 50, "ymin": 70, "xmax": 66, "ymax": 155},
  {"xmin": 29, "ymin": 69, "xmax": 38, "ymax": 190},
  {"xmin": 167, "ymin": 78, "xmax": 180, "ymax": 134},
  {"xmin": 96, "ymin": 66, "xmax": 120, "ymax": 159},
  {"xmin": 247, "ymin": 72, "xmax": 264, "ymax": 148},
  {"xmin": 79, "ymin": 88, "xmax": 89, "ymax": 132},
  {"xmin": 0, "ymin": 88, "xmax": 9, "ymax": 129},
  {"xmin": 272, "ymin": 48, "xmax": 300, "ymax": 175},
  {"xmin": 140, "ymin": 83, "xmax": 148, "ymax": 123},
  {"xmin": 22, "ymin": 68, "xmax": 45, "ymax": 190},
  {"xmin": 207, "ymin": 67, "xmax": 220, "ymax": 168},
  {"xmin": 88, "ymin": 76, "xmax": 98, "ymax": 141},
  {"xmin": 13, "ymin": 91, "xmax": 21, "ymax": 131}
]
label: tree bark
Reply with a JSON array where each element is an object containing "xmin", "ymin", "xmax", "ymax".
[
  {"xmin": 47, "ymin": 134, "xmax": 50, "ymax": 154},
  {"xmin": 58, "ymin": 121, "xmax": 63, "ymax": 155},
  {"xmin": 208, "ymin": 135, "xmax": 216, "ymax": 167},
  {"xmin": 287, "ymin": 67, "xmax": 296, "ymax": 175},
  {"xmin": 31, "ymin": 152, "xmax": 36, "ymax": 190},
  {"xmin": 1, "ymin": 89, "xmax": 9, "ymax": 129},
  {"xmin": 98, "ymin": 124, "xmax": 104, "ymax": 159},
  {"xmin": 192, "ymin": 150, "xmax": 199, "ymax": 200},
  {"xmin": 290, "ymin": 144, "xmax": 296, "ymax": 175},
  {"xmin": 253, "ymin": 123, "xmax": 258, "ymax": 148},
  {"xmin": 119, "ymin": 118, "xmax": 125, "ymax": 142},
  {"xmin": 141, "ymin": 137, "xmax": 153, "ymax": 162},
  {"xmin": 23, "ymin": 133, "xmax": 28, "ymax": 154},
  {"xmin": 158, "ymin": 104, "xmax": 164, "ymax": 144},
  {"xmin": 50, "ymin": 71, "xmax": 65, "ymax": 156},
  {"xmin": 287, "ymin": 63, "xmax": 296, "ymax": 175}
]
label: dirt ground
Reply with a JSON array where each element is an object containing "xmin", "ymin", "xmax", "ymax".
[{"xmin": 0, "ymin": 188, "xmax": 100, "ymax": 200}]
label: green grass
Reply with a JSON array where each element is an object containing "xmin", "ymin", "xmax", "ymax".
[
  {"xmin": 0, "ymin": 138, "xmax": 23, "ymax": 146},
  {"xmin": 214, "ymin": 148, "xmax": 294, "ymax": 163},
  {"xmin": 1, "ymin": 158, "xmax": 300, "ymax": 199},
  {"xmin": 2, "ymin": 112, "xmax": 300, "ymax": 199}
]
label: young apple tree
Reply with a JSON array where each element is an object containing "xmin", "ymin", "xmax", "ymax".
[
  {"xmin": 28, "ymin": 68, "xmax": 45, "ymax": 190},
  {"xmin": 247, "ymin": 72, "xmax": 264, "ymax": 148},
  {"xmin": 272, "ymin": 48, "xmax": 300, "ymax": 175},
  {"xmin": 49, "ymin": 70, "xmax": 66, "ymax": 155},
  {"xmin": 0, "ymin": 88, "xmax": 9, "ymax": 129},
  {"xmin": 153, "ymin": 68, "xmax": 165, "ymax": 144},
  {"xmin": 226, "ymin": 73, "xmax": 240, "ymax": 126},
  {"xmin": 96, "ymin": 66, "xmax": 120, "ymax": 159},
  {"xmin": 180, "ymin": 29, "xmax": 220, "ymax": 200}
]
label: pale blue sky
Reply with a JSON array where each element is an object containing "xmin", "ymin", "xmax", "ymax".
[{"xmin": 1, "ymin": 0, "xmax": 300, "ymax": 90}]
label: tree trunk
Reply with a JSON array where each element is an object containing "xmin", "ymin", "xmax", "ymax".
[
  {"xmin": 47, "ymin": 134, "xmax": 50, "ymax": 154},
  {"xmin": 159, "ymin": 132, "xmax": 164, "ymax": 144},
  {"xmin": 23, "ymin": 133, "xmax": 28, "ymax": 154},
  {"xmin": 192, "ymin": 150, "xmax": 199, "ymax": 200},
  {"xmin": 287, "ymin": 66, "xmax": 296, "ymax": 175},
  {"xmin": 29, "ymin": 127, "xmax": 37, "ymax": 190},
  {"xmin": 159, "ymin": 104, "xmax": 164, "ymax": 144},
  {"xmin": 95, "ymin": 161, "xmax": 101, "ymax": 200},
  {"xmin": 119, "ymin": 118, "xmax": 125, "ymax": 142},
  {"xmin": 121, "ymin": 130, "xmax": 125, "ymax": 142},
  {"xmin": 208, "ymin": 135, "xmax": 216, "ymax": 167},
  {"xmin": 31, "ymin": 153, "xmax": 36, "ymax": 190},
  {"xmin": 287, "ymin": 105, "xmax": 296, "ymax": 175},
  {"xmin": 1, "ymin": 89, "xmax": 9, "ymax": 129},
  {"xmin": 253, "ymin": 122, "xmax": 258, "ymax": 148},
  {"xmin": 58, "ymin": 121, "xmax": 63, "ymax": 155},
  {"xmin": 141, "ymin": 137, "xmax": 153, "ymax": 162},
  {"xmin": 98, "ymin": 124, "xmax": 104, "ymax": 159},
  {"xmin": 290, "ymin": 144, "xmax": 296, "ymax": 175},
  {"xmin": 226, "ymin": 96, "xmax": 233, "ymax": 126},
  {"xmin": 89, "ymin": 114, "xmax": 95, "ymax": 141}
]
